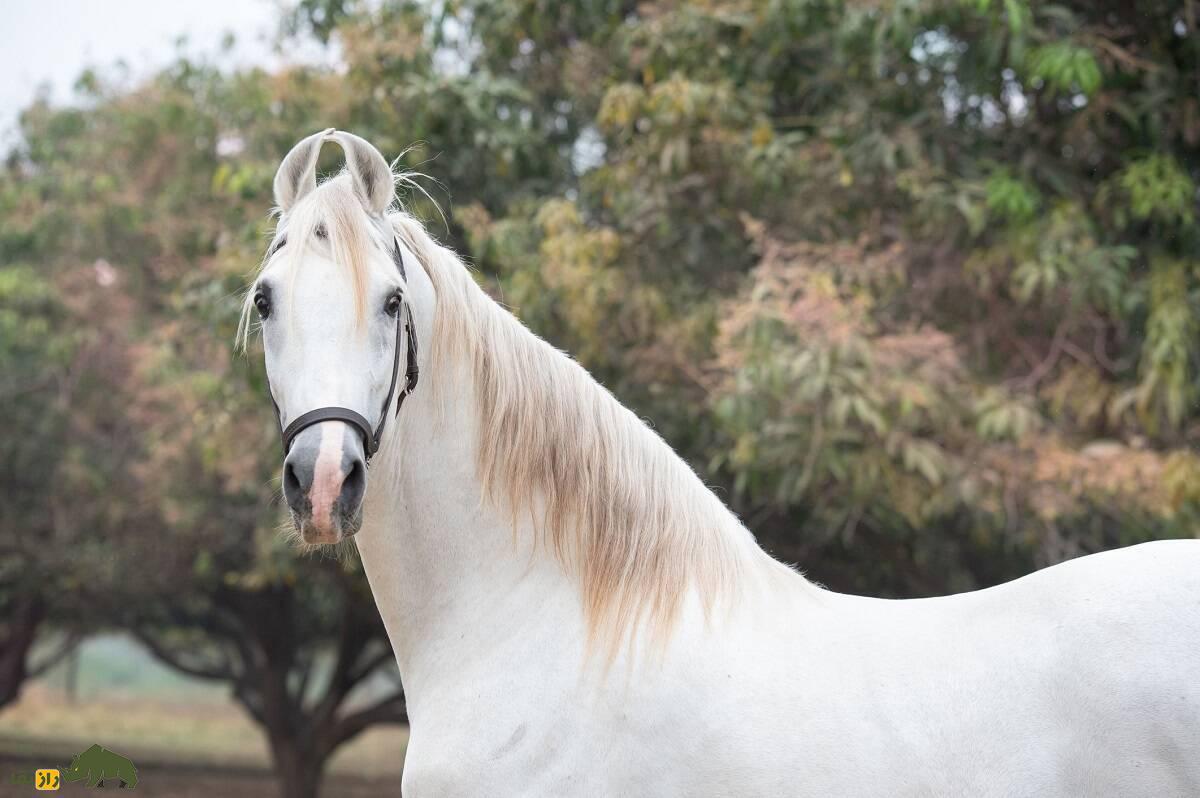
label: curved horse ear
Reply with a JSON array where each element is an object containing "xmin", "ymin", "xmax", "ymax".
[
  {"xmin": 273, "ymin": 128, "xmax": 333, "ymax": 213},
  {"xmin": 327, "ymin": 130, "xmax": 395, "ymax": 216}
]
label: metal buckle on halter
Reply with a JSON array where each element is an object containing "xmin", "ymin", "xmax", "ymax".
[{"xmin": 269, "ymin": 238, "xmax": 420, "ymax": 461}]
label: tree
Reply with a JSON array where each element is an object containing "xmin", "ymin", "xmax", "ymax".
[
  {"xmin": 128, "ymin": 551, "xmax": 405, "ymax": 798},
  {"xmin": 5, "ymin": 3, "xmax": 1200, "ymax": 794},
  {"xmin": 0, "ymin": 266, "xmax": 70, "ymax": 708},
  {"xmin": 449, "ymin": 0, "xmax": 1200, "ymax": 594},
  {"xmin": 0, "ymin": 44, "xmax": 410, "ymax": 798},
  {"xmin": 0, "ymin": 258, "xmax": 130, "ymax": 707}
]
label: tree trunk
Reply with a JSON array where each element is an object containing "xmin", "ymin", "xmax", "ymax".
[
  {"xmin": 0, "ymin": 595, "xmax": 45, "ymax": 710},
  {"xmin": 269, "ymin": 733, "xmax": 325, "ymax": 798}
]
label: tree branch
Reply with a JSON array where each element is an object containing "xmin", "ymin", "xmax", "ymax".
[
  {"xmin": 133, "ymin": 629, "xmax": 238, "ymax": 681},
  {"xmin": 294, "ymin": 651, "xmax": 315, "ymax": 711},
  {"xmin": 322, "ymin": 689, "xmax": 408, "ymax": 754},
  {"xmin": 27, "ymin": 633, "xmax": 80, "ymax": 678},
  {"xmin": 310, "ymin": 582, "xmax": 377, "ymax": 729},
  {"xmin": 234, "ymin": 681, "xmax": 268, "ymax": 727},
  {"xmin": 1012, "ymin": 321, "xmax": 1069, "ymax": 390},
  {"xmin": 345, "ymin": 645, "xmax": 395, "ymax": 688}
]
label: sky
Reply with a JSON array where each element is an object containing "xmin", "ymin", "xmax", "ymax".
[{"xmin": 0, "ymin": 0, "xmax": 294, "ymax": 146}]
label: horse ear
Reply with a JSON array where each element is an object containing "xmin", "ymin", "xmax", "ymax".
[
  {"xmin": 273, "ymin": 128, "xmax": 333, "ymax": 213},
  {"xmin": 328, "ymin": 130, "xmax": 395, "ymax": 215}
]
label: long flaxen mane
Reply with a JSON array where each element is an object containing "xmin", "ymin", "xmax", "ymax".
[
  {"xmin": 246, "ymin": 173, "xmax": 761, "ymax": 653},
  {"xmin": 390, "ymin": 205, "xmax": 766, "ymax": 654}
]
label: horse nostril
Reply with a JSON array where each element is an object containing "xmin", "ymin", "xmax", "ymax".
[
  {"xmin": 339, "ymin": 458, "xmax": 366, "ymax": 512},
  {"xmin": 282, "ymin": 457, "xmax": 312, "ymax": 511}
]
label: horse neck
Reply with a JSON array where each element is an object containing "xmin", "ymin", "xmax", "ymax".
[
  {"xmin": 351, "ymin": 262, "xmax": 796, "ymax": 698},
  {"xmin": 353, "ymin": 357, "xmax": 582, "ymax": 695}
]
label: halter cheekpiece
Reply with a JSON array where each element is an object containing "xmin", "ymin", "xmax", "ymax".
[{"xmin": 270, "ymin": 238, "xmax": 420, "ymax": 461}]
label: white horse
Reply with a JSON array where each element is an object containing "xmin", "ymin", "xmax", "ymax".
[{"xmin": 245, "ymin": 129, "xmax": 1200, "ymax": 797}]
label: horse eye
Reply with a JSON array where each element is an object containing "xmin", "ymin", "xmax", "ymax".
[
  {"xmin": 384, "ymin": 293, "xmax": 402, "ymax": 317},
  {"xmin": 254, "ymin": 292, "xmax": 271, "ymax": 319}
]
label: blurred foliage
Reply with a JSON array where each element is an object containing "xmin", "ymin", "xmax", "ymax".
[
  {"xmin": 455, "ymin": 0, "xmax": 1200, "ymax": 592},
  {"xmin": 1, "ymin": 0, "xmax": 1200, "ymax": 755}
]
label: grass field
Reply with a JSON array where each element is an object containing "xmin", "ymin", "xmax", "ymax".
[{"xmin": 0, "ymin": 635, "xmax": 406, "ymax": 796}]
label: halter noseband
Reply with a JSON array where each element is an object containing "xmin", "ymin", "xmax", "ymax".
[{"xmin": 270, "ymin": 238, "xmax": 420, "ymax": 461}]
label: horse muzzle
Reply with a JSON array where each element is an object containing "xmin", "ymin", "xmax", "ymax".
[{"xmin": 282, "ymin": 422, "xmax": 367, "ymax": 543}]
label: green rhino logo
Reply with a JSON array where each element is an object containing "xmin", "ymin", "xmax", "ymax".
[{"xmin": 61, "ymin": 744, "xmax": 138, "ymax": 789}]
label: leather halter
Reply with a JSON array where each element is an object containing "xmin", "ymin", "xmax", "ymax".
[{"xmin": 270, "ymin": 239, "xmax": 420, "ymax": 461}]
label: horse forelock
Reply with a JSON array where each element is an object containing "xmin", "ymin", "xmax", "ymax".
[{"xmin": 238, "ymin": 173, "xmax": 381, "ymax": 348}]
